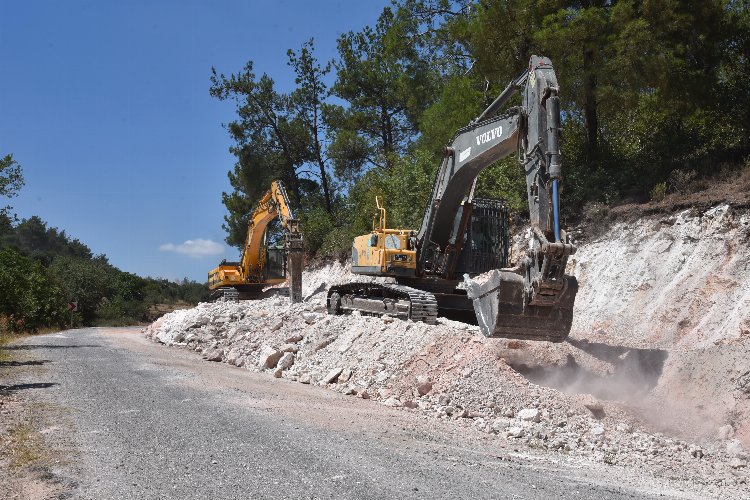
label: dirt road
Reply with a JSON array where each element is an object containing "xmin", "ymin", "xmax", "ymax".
[{"xmin": 1, "ymin": 328, "xmax": 695, "ymax": 499}]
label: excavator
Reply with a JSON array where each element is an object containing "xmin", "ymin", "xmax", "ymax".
[
  {"xmin": 327, "ymin": 56, "xmax": 577, "ymax": 342},
  {"xmin": 208, "ymin": 180, "xmax": 303, "ymax": 303}
]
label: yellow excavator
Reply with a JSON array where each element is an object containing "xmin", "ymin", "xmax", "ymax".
[
  {"xmin": 208, "ymin": 180, "xmax": 303, "ymax": 302},
  {"xmin": 328, "ymin": 56, "xmax": 578, "ymax": 342}
]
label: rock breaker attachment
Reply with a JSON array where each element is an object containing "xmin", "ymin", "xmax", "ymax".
[
  {"xmin": 464, "ymin": 269, "xmax": 578, "ymax": 343},
  {"xmin": 286, "ymin": 237, "xmax": 303, "ymax": 303}
]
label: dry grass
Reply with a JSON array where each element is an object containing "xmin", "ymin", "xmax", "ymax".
[{"xmin": 6, "ymin": 422, "xmax": 43, "ymax": 467}]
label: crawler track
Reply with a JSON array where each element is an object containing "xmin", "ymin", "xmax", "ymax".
[{"xmin": 327, "ymin": 282, "xmax": 438, "ymax": 324}]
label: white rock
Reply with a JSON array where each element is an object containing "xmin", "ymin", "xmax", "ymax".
[
  {"xmin": 258, "ymin": 346, "xmax": 283, "ymax": 369},
  {"xmin": 718, "ymin": 424, "xmax": 734, "ymax": 441},
  {"xmin": 338, "ymin": 368, "xmax": 353, "ymax": 383},
  {"xmin": 518, "ymin": 408, "xmax": 541, "ymax": 422},
  {"xmin": 270, "ymin": 319, "xmax": 284, "ymax": 331},
  {"xmin": 727, "ymin": 439, "xmax": 746, "ymax": 458},
  {"xmin": 616, "ymin": 423, "xmax": 632, "ymax": 433},
  {"xmin": 507, "ymin": 426, "xmax": 525, "ymax": 438},
  {"xmin": 383, "ymin": 397, "xmax": 402, "ymax": 407},
  {"xmin": 302, "ymin": 312, "xmax": 320, "ymax": 324},
  {"xmin": 321, "ymin": 367, "xmax": 344, "ymax": 385},
  {"xmin": 491, "ymin": 419, "xmax": 507, "ymax": 434},
  {"xmin": 590, "ymin": 426, "xmax": 605, "ymax": 437},
  {"xmin": 277, "ymin": 352, "xmax": 295, "ymax": 371}
]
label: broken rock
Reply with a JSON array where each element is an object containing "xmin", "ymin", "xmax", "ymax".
[
  {"xmin": 383, "ymin": 397, "xmax": 402, "ymax": 407},
  {"xmin": 321, "ymin": 367, "xmax": 344, "ymax": 385},
  {"xmin": 302, "ymin": 312, "xmax": 320, "ymax": 324},
  {"xmin": 517, "ymin": 408, "xmax": 541, "ymax": 422},
  {"xmin": 416, "ymin": 379, "xmax": 433, "ymax": 396},
  {"xmin": 202, "ymin": 348, "xmax": 223, "ymax": 362},
  {"xmin": 507, "ymin": 426, "xmax": 525, "ymax": 438},
  {"xmin": 277, "ymin": 352, "xmax": 295, "ymax": 371},
  {"xmin": 258, "ymin": 346, "xmax": 283, "ymax": 369}
]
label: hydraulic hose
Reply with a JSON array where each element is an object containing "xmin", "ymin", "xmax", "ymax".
[{"xmin": 552, "ymin": 179, "xmax": 561, "ymax": 242}]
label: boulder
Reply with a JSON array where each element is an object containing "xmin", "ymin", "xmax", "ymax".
[
  {"xmin": 727, "ymin": 439, "xmax": 746, "ymax": 458},
  {"xmin": 302, "ymin": 312, "xmax": 320, "ymax": 324},
  {"xmin": 517, "ymin": 408, "xmax": 541, "ymax": 422},
  {"xmin": 338, "ymin": 368, "xmax": 353, "ymax": 383},
  {"xmin": 590, "ymin": 426, "xmax": 605, "ymax": 437},
  {"xmin": 225, "ymin": 348, "xmax": 242, "ymax": 365},
  {"xmin": 277, "ymin": 352, "xmax": 296, "ymax": 371},
  {"xmin": 285, "ymin": 334, "xmax": 304, "ymax": 343},
  {"xmin": 202, "ymin": 349, "xmax": 223, "ymax": 362},
  {"xmin": 416, "ymin": 379, "xmax": 433, "ymax": 396},
  {"xmin": 507, "ymin": 426, "xmax": 525, "ymax": 438},
  {"xmin": 718, "ymin": 424, "xmax": 734, "ymax": 441},
  {"xmin": 258, "ymin": 346, "xmax": 283, "ymax": 369},
  {"xmin": 321, "ymin": 367, "xmax": 344, "ymax": 385},
  {"xmin": 270, "ymin": 319, "xmax": 284, "ymax": 332}
]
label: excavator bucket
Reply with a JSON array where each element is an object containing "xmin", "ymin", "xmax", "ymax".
[{"xmin": 464, "ymin": 270, "xmax": 578, "ymax": 343}]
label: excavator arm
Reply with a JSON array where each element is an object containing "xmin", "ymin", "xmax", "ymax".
[{"xmin": 417, "ymin": 56, "xmax": 577, "ymax": 341}]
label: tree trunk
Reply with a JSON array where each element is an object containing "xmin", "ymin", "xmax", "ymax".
[{"xmin": 582, "ymin": 48, "xmax": 599, "ymax": 164}]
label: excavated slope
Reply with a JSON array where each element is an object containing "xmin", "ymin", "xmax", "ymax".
[{"xmin": 145, "ymin": 204, "xmax": 750, "ymax": 496}]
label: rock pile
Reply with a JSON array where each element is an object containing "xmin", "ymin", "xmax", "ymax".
[{"xmin": 146, "ymin": 205, "xmax": 750, "ymax": 495}]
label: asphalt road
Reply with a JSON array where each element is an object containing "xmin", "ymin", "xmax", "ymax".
[{"xmin": 5, "ymin": 328, "xmax": 669, "ymax": 499}]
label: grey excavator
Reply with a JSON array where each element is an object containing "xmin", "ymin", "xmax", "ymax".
[{"xmin": 327, "ymin": 56, "xmax": 578, "ymax": 342}]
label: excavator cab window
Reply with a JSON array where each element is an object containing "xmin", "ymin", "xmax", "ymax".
[
  {"xmin": 370, "ymin": 233, "xmax": 378, "ymax": 247},
  {"xmin": 265, "ymin": 245, "xmax": 286, "ymax": 279},
  {"xmin": 456, "ymin": 198, "xmax": 510, "ymax": 275}
]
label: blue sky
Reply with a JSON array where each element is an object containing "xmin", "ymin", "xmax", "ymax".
[{"xmin": 1, "ymin": 0, "xmax": 389, "ymax": 281}]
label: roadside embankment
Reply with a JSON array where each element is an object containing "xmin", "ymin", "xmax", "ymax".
[{"xmin": 145, "ymin": 205, "xmax": 750, "ymax": 496}]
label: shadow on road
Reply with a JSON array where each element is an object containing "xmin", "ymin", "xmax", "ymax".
[
  {"xmin": 0, "ymin": 382, "xmax": 58, "ymax": 393},
  {"xmin": 4, "ymin": 344, "xmax": 101, "ymax": 350},
  {"xmin": 0, "ymin": 360, "xmax": 50, "ymax": 367}
]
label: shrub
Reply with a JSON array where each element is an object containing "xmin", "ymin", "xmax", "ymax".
[
  {"xmin": 668, "ymin": 169, "xmax": 697, "ymax": 194},
  {"xmin": 650, "ymin": 182, "xmax": 668, "ymax": 202}
]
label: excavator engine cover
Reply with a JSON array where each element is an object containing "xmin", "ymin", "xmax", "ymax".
[{"xmin": 464, "ymin": 269, "xmax": 577, "ymax": 343}]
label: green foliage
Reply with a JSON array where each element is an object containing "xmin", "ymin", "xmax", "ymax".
[
  {"xmin": 0, "ymin": 247, "xmax": 66, "ymax": 332},
  {"xmin": 0, "ymin": 213, "xmax": 209, "ymax": 332},
  {"xmin": 331, "ymin": 6, "xmax": 438, "ymax": 170},
  {"xmin": 668, "ymin": 169, "xmax": 698, "ymax": 195},
  {"xmin": 299, "ymin": 206, "xmax": 335, "ymax": 256},
  {"xmin": 0, "ymin": 154, "xmax": 25, "ymax": 220},
  {"xmin": 650, "ymin": 182, "xmax": 667, "ymax": 202},
  {"xmin": 215, "ymin": 0, "xmax": 750, "ymax": 260}
]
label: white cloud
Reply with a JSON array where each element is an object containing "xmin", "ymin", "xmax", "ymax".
[{"xmin": 159, "ymin": 238, "xmax": 224, "ymax": 258}]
